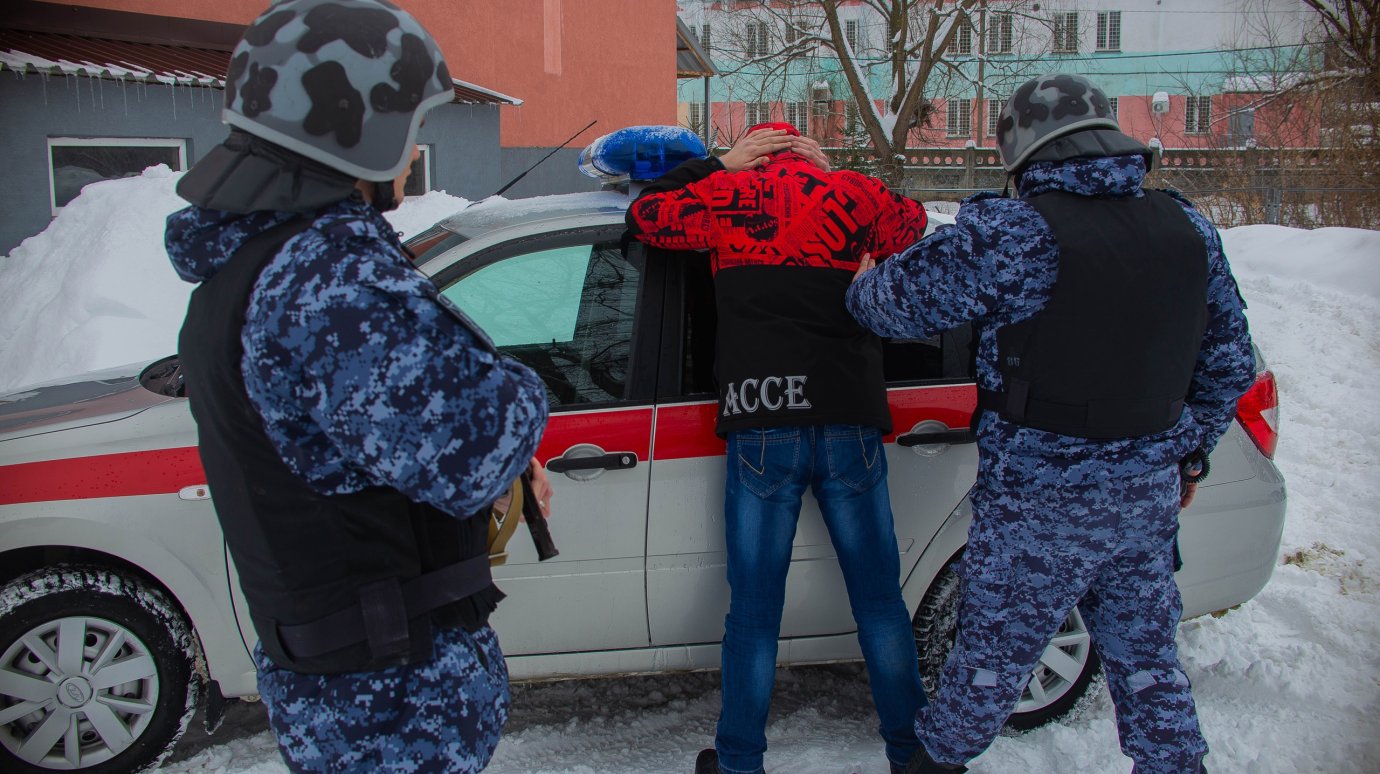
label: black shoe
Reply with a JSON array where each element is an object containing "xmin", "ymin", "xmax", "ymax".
[
  {"xmin": 901, "ymin": 746, "xmax": 967, "ymax": 774},
  {"xmin": 694, "ymin": 748, "xmax": 720, "ymax": 774}
]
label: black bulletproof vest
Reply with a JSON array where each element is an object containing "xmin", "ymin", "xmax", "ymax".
[
  {"xmin": 178, "ymin": 219, "xmax": 497, "ymax": 675},
  {"xmin": 980, "ymin": 190, "xmax": 1208, "ymax": 439}
]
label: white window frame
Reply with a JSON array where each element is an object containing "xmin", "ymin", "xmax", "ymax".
[
  {"xmin": 1052, "ymin": 12, "xmax": 1079, "ymax": 54},
  {"xmin": 947, "ymin": 98, "xmax": 973, "ymax": 138},
  {"xmin": 845, "ymin": 19, "xmax": 862, "ymax": 52},
  {"xmin": 47, "ymin": 136, "xmax": 187, "ymax": 215},
  {"xmin": 745, "ymin": 101, "xmax": 771, "ymax": 126},
  {"xmin": 784, "ymin": 101, "xmax": 809, "ymax": 136},
  {"xmin": 986, "ymin": 97, "xmax": 1006, "ymax": 137},
  {"xmin": 1107, "ymin": 97, "xmax": 1119, "ymax": 120},
  {"xmin": 745, "ymin": 20, "xmax": 769, "ymax": 57},
  {"xmin": 1096, "ymin": 11, "xmax": 1122, "ymax": 52},
  {"xmin": 1185, "ymin": 95, "xmax": 1212, "ymax": 134},
  {"xmin": 700, "ymin": 23, "xmax": 712, "ymax": 52},
  {"xmin": 948, "ymin": 21, "xmax": 973, "ymax": 56},
  {"xmin": 688, "ymin": 102, "xmax": 707, "ymax": 132},
  {"xmin": 784, "ymin": 20, "xmax": 803, "ymax": 46},
  {"xmin": 404, "ymin": 144, "xmax": 432, "ymax": 198},
  {"xmin": 988, "ymin": 12, "xmax": 1014, "ymax": 54}
]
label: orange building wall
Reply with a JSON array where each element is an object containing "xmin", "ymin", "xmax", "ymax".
[{"xmin": 54, "ymin": 0, "xmax": 679, "ymax": 148}]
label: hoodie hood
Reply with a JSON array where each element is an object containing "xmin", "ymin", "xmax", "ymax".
[
  {"xmin": 760, "ymin": 151, "xmax": 817, "ymax": 171},
  {"xmin": 1017, "ymin": 153, "xmax": 1148, "ymax": 200}
]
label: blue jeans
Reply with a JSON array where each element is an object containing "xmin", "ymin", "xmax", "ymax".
[{"xmin": 715, "ymin": 424, "xmax": 926, "ymax": 774}]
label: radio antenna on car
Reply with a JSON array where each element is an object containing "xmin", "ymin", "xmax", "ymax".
[{"xmin": 490, "ymin": 119, "xmax": 598, "ymax": 198}]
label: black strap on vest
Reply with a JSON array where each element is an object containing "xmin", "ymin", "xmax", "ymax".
[{"xmin": 277, "ymin": 554, "xmax": 493, "ymax": 661}]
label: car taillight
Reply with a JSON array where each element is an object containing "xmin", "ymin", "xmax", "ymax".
[{"xmin": 1236, "ymin": 369, "xmax": 1279, "ymax": 459}]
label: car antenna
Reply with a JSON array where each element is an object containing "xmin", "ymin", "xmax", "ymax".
[{"xmin": 489, "ymin": 119, "xmax": 598, "ymax": 198}]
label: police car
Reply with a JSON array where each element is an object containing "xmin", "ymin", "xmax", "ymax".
[{"xmin": 0, "ymin": 127, "xmax": 1286, "ymax": 773}]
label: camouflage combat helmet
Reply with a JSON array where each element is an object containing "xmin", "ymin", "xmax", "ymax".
[
  {"xmin": 221, "ymin": 0, "xmax": 454, "ymax": 182},
  {"xmin": 996, "ymin": 74, "xmax": 1124, "ymax": 173}
]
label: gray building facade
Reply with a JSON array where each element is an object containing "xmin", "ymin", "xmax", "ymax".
[{"xmin": 0, "ymin": 68, "xmax": 508, "ymax": 255}]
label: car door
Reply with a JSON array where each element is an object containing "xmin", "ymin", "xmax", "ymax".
[
  {"xmin": 425, "ymin": 226, "xmax": 659, "ymax": 655},
  {"xmin": 644, "ymin": 251, "xmax": 978, "ymax": 647}
]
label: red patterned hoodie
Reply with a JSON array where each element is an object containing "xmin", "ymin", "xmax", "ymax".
[{"xmin": 626, "ymin": 129, "xmax": 927, "ymax": 435}]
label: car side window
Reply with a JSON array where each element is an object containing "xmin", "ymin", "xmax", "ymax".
[
  {"xmin": 440, "ymin": 240, "xmax": 642, "ymax": 407},
  {"xmin": 881, "ymin": 324, "xmax": 974, "ymax": 384}
]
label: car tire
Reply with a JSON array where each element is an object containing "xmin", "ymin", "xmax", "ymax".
[
  {"xmin": 912, "ymin": 559, "xmax": 1104, "ymax": 731},
  {"xmin": 0, "ymin": 566, "xmax": 200, "ymax": 773}
]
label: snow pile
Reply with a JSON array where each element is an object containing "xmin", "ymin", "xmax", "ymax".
[
  {"xmin": 1224, "ymin": 224, "xmax": 1380, "ymax": 300},
  {"xmin": 0, "ymin": 170, "xmax": 470, "ymax": 395}
]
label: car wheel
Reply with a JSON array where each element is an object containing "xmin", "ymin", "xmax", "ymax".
[
  {"xmin": 912, "ymin": 559, "xmax": 1104, "ymax": 731},
  {"xmin": 0, "ymin": 566, "xmax": 199, "ymax": 773}
]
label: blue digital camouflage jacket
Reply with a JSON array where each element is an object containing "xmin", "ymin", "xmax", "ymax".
[
  {"xmin": 166, "ymin": 194, "xmax": 548, "ymax": 516},
  {"xmin": 846, "ymin": 154, "xmax": 1255, "ymax": 486}
]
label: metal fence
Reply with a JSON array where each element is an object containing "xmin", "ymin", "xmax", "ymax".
[{"xmin": 825, "ymin": 146, "xmax": 1379, "ymax": 229}]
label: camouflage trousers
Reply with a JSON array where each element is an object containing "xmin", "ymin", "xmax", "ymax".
[
  {"xmin": 917, "ymin": 463, "xmax": 1209, "ymax": 773},
  {"xmin": 255, "ymin": 624, "xmax": 510, "ymax": 773}
]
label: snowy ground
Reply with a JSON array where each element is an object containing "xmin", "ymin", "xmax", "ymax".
[{"xmin": 2, "ymin": 172, "xmax": 1377, "ymax": 773}]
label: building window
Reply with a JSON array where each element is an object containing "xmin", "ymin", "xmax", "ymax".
[
  {"xmin": 47, "ymin": 137, "xmax": 186, "ymax": 214},
  {"xmin": 785, "ymin": 20, "xmax": 804, "ymax": 46},
  {"xmin": 1052, "ymin": 12, "xmax": 1079, "ymax": 54},
  {"xmin": 784, "ymin": 101, "xmax": 809, "ymax": 136},
  {"xmin": 1185, "ymin": 96, "xmax": 1212, "ymax": 134},
  {"xmin": 845, "ymin": 101, "xmax": 862, "ymax": 136},
  {"xmin": 700, "ymin": 23, "xmax": 712, "ymax": 51},
  {"xmin": 1096, "ymin": 11, "xmax": 1121, "ymax": 51},
  {"xmin": 986, "ymin": 97, "xmax": 1006, "ymax": 137},
  {"xmin": 947, "ymin": 98, "xmax": 973, "ymax": 138},
  {"xmin": 745, "ymin": 20, "xmax": 769, "ymax": 57},
  {"xmin": 1229, "ymin": 108, "xmax": 1255, "ymax": 145},
  {"xmin": 947, "ymin": 20, "xmax": 973, "ymax": 56},
  {"xmin": 1107, "ymin": 97, "xmax": 1119, "ymax": 120},
  {"xmin": 688, "ymin": 102, "xmax": 708, "ymax": 134},
  {"xmin": 403, "ymin": 144, "xmax": 431, "ymax": 197},
  {"xmin": 845, "ymin": 19, "xmax": 862, "ymax": 52},
  {"xmin": 988, "ymin": 12, "xmax": 1014, "ymax": 54},
  {"xmin": 746, "ymin": 101, "xmax": 771, "ymax": 126}
]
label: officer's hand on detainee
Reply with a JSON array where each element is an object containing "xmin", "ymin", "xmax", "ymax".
[
  {"xmin": 719, "ymin": 129, "xmax": 793, "ymax": 172},
  {"xmin": 790, "ymin": 136, "xmax": 831, "ymax": 172},
  {"xmin": 852, "ymin": 253, "xmax": 876, "ymax": 284}
]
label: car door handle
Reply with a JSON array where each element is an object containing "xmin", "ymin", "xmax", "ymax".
[
  {"xmin": 896, "ymin": 429, "xmax": 975, "ymax": 446},
  {"xmin": 545, "ymin": 452, "xmax": 639, "ymax": 473}
]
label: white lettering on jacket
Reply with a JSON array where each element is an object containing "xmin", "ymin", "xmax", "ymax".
[{"xmin": 723, "ymin": 375, "xmax": 811, "ymax": 416}]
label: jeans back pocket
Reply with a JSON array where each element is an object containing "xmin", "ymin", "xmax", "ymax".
[
  {"xmin": 734, "ymin": 427, "xmax": 802, "ymax": 499},
  {"xmin": 824, "ymin": 425, "xmax": 885, "ymax": 493}
]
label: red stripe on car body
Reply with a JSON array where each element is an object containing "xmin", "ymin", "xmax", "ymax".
[
  {"xmin": 0, "ymin": 447, "xmax": 205, "ymax": 506},
  {"xmin": 650, "ymin": 384, "xmax": 977, "ymax": 462},
  {"xmin": 536, "ymin": 406, "xmax": 654, "ymax": 464},
  {"xmin": 0, "ymin": 386, "xmax": 974, "ymax": 506}
]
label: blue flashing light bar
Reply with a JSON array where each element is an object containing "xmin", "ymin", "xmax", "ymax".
[{"xmin": 578, "ymin": 125, "xmax": 708, "ymax": 183}]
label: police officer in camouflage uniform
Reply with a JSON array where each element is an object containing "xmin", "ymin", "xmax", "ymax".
[
  {"xmin": 166, "ymin": 2, "xmax": 549, "ymax": 771},
  {"xmin": 847, "ymin": 74, "xmax": 1256, "ymax": 773}
]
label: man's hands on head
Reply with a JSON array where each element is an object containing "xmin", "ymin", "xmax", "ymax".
[
  {"xmin": 789, "ymin": 136, "xmax": 831, "ymax": 172},
  {"xmin": 718, "ymin": 128, "xmax": 793, "ymax": 172}
]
